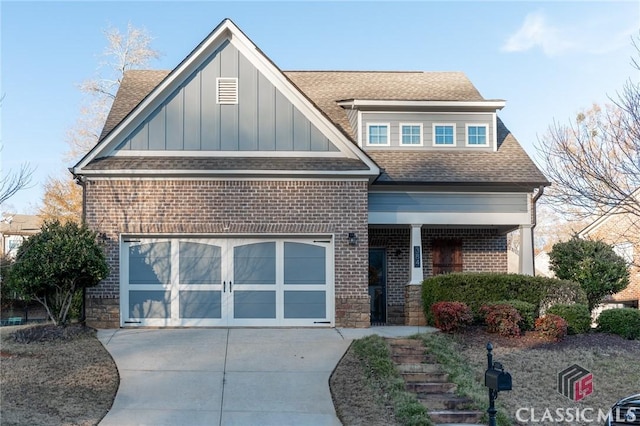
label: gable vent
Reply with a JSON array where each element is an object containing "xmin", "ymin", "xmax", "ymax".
[{"xmin": 217, "ymin": 77, "xmax": 238, "ymax": 104}]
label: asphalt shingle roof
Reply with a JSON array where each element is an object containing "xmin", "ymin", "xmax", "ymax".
[
  {"xmin": 93, "ymin": 70, "xmax": 548, "ymax": 186},
  {"xmin": 84, "ymin": 156, "xmax": 370, "ymax": 172}
]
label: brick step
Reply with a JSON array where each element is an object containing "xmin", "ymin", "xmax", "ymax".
[
  {"xmin": 403, "ymin": 371, "xmax": 450, "ymax": 383},
  {"xmin": 397, "ymin": 363, "xmax": 442, "ymax": 374},
  {"xmin": 406, "ymin": 382, "xmax": 457, "ymax": 394},
  {"xmin": 427, "ymin": 410, "xmax": 484, "ymax": 425},
  {"xmin": 392, "ymin": 354, "xmax": 438, "ymax": 364},
  {"xmin": 418, "ymin": 393, "xmax": 475, "ymax": 410}
]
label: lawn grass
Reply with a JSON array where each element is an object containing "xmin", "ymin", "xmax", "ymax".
[{"xmin": 352, "ymin": 335, "xmax": 434, "ymax": 426}]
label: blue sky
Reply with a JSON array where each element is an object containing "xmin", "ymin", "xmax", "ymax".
[{"xmin": 2, "ymin": 1, "xmax": 639, "ymax": 214}]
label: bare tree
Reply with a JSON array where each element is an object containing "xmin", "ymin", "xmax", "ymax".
[
  {"xmin": 41, "ymin": 23, "xmax": 160, "ymax": 221},
  {"xmin": 536, "ymin": 35, "xmax": 640, "ymax": 220},
  {"xmin": 0, "ymin": 94, "xmax": 34, "ymax": 205},
  {"xmin": 0, "ymin": 162, "xmax": 34, "ymax": 205}
]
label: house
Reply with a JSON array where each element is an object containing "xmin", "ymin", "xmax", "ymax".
[
  {"xmin": 0, "ymin": 214, "xmax": 41, "ymax": 259},
  {"xmin": 578, "ymin": 193, "xmax": 640, "ymax": 310},
  {"xmin": 71, "ymin": 19, "xmax": 549, "ymax": 328}
]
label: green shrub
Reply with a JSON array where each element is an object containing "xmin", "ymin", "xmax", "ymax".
[
  {"xmin": 421, "ymin": 273, "xmax": 586, "ymax": 324},
  {"xmin": 485, "ymin": 300, "xmax": 536, "ymax": 331},
  {"xmin": 480, "ymin": 304, "xmax": 522, "ymax": 337},
  {"xmin": 546, "ymin": 304, "xmax": 591, "ymax": 335},
  {"xmin": 550, "ymin": 238, "xmax": 630, "ymax": 312},
  {"xmin": 597, "ymin": 308, "xmax": 640, "ymax": 340},
  {"xmin": 535, "ymin": 314, "xmax": 568, "ymax": 341},
  {"xmin": 430, "ymin": 301, "xmax": 473, "ymax": 333}
]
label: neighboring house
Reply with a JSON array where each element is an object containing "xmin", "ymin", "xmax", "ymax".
[
  {"xmin": 578, "ymin": 193, "xmax": 640, "ymax": 310},
  {"xmin": 71, "ymin": 19, "xmax": 549, "ymax": 329},
  {"xmin": 0, "ymin": 214, "xmax": 41, "ymax": 259}
]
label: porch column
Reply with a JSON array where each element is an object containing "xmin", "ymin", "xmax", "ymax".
[
  {"xmin": 519, "ymin": 224, "xmax": 534, "ymax": 275},
  {"xmin": 409, "ymin": 224, "xmax": 424, "ymax": 284}
]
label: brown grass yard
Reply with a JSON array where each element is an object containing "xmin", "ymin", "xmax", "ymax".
[
  {"xmin": 0, "ymin": 324, "xmax": 118, "ymax": 426},
  {"xmin": 452, "ymin": 327, "xmax": 640, "ymax": 425},
  {"xmin": 1, "ymin": 323, "xmax": 637, "ymax": 426}
]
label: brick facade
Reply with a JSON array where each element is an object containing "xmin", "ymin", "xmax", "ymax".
[
  {"xmin": 84, "ymin": 179, "xmax": 370, "ymax": 328},
  {"xmin": 369, "ymin": 227, "xmax": 508, "ymax": 324}
]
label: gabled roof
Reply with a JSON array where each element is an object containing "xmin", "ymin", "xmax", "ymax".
[
  {"xmin": 72, "ymin": 19, "xmax": 379, "ymax": 178},
  {"xmin": 75, "ymin": 19, "xmax": 547, "ymax": 188}
]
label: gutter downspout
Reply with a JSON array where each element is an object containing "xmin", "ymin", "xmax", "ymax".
[
  {"xmin": 530, "ymin": 185, "xmax": 545, "ymax": 275},
  {"xmin": 71, "ymin": 170, "xmax": 88, "ymax": 323}
]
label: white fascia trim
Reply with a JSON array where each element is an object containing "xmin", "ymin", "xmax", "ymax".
[
  {"xmin": 111, "ymin": 150, "xmax": 346, "ymax": 158},
  {"xmin": 368, "ymin": 211, "xmax": 531, "ymax": 225},
  {"xmin": 357, "ymin": 110, "xmax": 363, "ymax": 148},
  {"xmin": 86, "ymin": 176, "xmax": 371, "ymax": 182},
  {"xmin": 493, "ymin": 113, "xmax": 498, "ymax": 152},
  {"xmin": 75, "ymin": 22, "xmax": 235, "ymax": 171},
  {"xmin": 79, "ymin": 169, "xmax": 378, "ymax": 177},
  {"xmin": 338, "ymin": 99, "xmax": 506, "ymax": 110}
]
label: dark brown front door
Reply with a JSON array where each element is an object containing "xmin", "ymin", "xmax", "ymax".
[{"xmin": 432, "ymin": 239, "xmax": 463, "ymax": 275}]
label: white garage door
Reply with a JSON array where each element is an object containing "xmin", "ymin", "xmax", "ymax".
[{"xmin": 120, "ymin": 237, "xmax": 334, "ymax": 327}]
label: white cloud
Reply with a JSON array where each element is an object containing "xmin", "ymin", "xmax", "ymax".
[
  {"xmin": 502, "ymin": 11, "xmax": 574, "ymax": 56},
  {"xmin": 502, "ymin": 11, "xmax": 639, "ymax": 57}
]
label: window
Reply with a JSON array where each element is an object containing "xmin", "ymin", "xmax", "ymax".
[
  {"xmin": 367, "ymin": 124, "xmax": 390, "ymax": 146},
  {"xmin": 400, "ymin": 123, "xmax": 423, "ymax": 145},
  {"xmin": 466, "ymin": 124, "xmax": 488, "ymax": 146},
  {"xmin": 433, "ymin": 124, "xmax": 455, "ymax": 145}
]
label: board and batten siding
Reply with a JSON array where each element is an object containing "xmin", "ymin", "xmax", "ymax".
[
  {"xmin": 361, "ymin": 112, "xmax": 494, "ymax": 150},
  {"xmin": 116, "ymin": 41, "xmax": 338, "ymax": 153}
]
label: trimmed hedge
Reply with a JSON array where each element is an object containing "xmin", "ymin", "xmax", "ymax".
[
  {"xmin": 422, "ymin": 273, "xmax": 587, "ymax": 324},
  {"xmin": 597, "ymin": 308, "xmax": 640, "ymax": 340},
  {"xmin": 546, "ymin": 304, "xmax": 591, "ymax": 335}
]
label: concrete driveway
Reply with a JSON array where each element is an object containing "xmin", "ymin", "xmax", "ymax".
[{"xmin": 97, "ymin": 326, "xmax": 433, "ymax": 426}]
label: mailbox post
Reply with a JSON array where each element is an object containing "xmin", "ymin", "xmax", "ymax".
[{"xmin": 485, "ymin": 342, "xmax": 512, "ymax": 426}]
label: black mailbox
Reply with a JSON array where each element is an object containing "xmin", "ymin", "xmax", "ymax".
[{"xmin": 485, "ymin": 368, "xmax": 512, "ymax": 391}]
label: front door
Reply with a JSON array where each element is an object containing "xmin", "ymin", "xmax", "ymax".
[
  {"xmin": 368, "ymin": 248, "xmax": 387, "ymax": 324},
  {"xmin": 121, "ymin": 237, "xmax": 333, "ymax": 327}
]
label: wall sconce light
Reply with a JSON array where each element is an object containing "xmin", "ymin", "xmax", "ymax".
[
  {"xmin": 348, "ymin": 232, "xmax": 357, "ymax": 246},
  {"xmin": 98, "ymin": 232, "xmax": 108, "ymax": 244}
]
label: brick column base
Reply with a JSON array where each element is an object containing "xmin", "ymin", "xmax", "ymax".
[
  {"xmin": 404, "ymin": 285, "xmax": 427, "ymax": 326},
  {"xmin": 335, "ymin": 296, "xmax": 370, "ymax": 328},
  {"xmin": 86, "ymin": 297, "xmax": 120, "ymax": 329}
]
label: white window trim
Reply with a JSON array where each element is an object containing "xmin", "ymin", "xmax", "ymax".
[
  {"xmin": 366, "ymin": 123, "xmax": 391, "ymax": 146},
  {"xmin": 432, "ymin": 123, "xmax": 456, "ymax": 146},
  {"xmin": 465, "ymin": 124, "xmax": 489, "ymax": 147},
  {"xmin": 399, "ymin": 123, "xmax": 424, "ymax": 146}
]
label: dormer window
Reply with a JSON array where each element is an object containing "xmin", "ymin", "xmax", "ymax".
[
  {"xmin": 400, "ymin": 123, "xmax": 423, "ymax": 146},
  {"xmin": 367, "ymin": 124, "xmax": 390, "ymax": 146},
  {"xmin": 433, "ymin": 124, "xmax": 455, "ymax": 146},
  {"xmin": 466, "ymin": 124, "xmax": 488, "ymax": 146}
]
